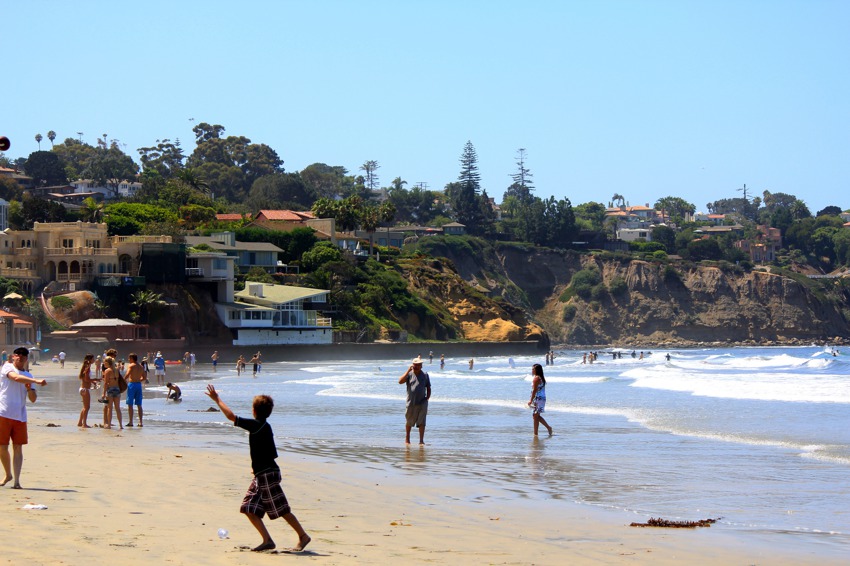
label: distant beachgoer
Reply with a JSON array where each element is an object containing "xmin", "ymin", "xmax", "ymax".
[
  {"xmin": 58, "ymin": 351, "xmax": 66, "ymax": 368},
  {"xmin": 77, "ymin": 353, "xmax": 97, "ymax": 428},
  {"xmin": 429, "ymin": 351, "xmax": 433, "ymax": 364},
  {"xmin": 204, "ymin": 385, "xmax": 311, "ymax": 553},
  {"xmin": 183, "ymin": 352, "xmax": 190, "ymax": 371},
  {"xmin": 125, "ymin": 353, "xmax": 147, "ymax": 427},
  {"xmin": 582, "ymin": 353, "xmax": 587, "ymax": 364},
  {"xmin": 468, "ymin": 358, "xmax": 474, "ymax": 371},
  {"xmin": 154, "ymin": 353, "xmax": 166, "ymax": 385},
  {"xmin": 0, "ymin": 350, "xmax": 6, "ymax": 364},
  {"xmin": 639, "ymin": 351, "xmax": 644, "ymax": 360},
  {"xmin": 508, "ymin": 357, "xmax": 515, "ymax": 369},
  {"xmin": 166, "ymin": 382, "xmax": 182, "ymax": 401},
  {"xmin": 665, "ymin": 353, "xmax": 671, "ymax": 361},
  {"xmin": 211, "ymin": 351, "xmax": 219, "ymax": 371},
  {"xmin": 528, "ymin": 363, "xmax": 553, "ymax": 436},
  {"xmin": 250, "ymin": 354, "xmax": 260, "ymax": 377},
  {"xmin": 399, "ymin": 356, "xmax": 431, "ymax": 445},
  {"xmin": 439, "ymin": 354, "xmax": 445, "ymax": 370},
  {"xmin": 190, "ymin": 352, "xmax": 196, "ymax": 369},
  {"xmin": 0, "ymin": 347, "xmax": 47, "ymax": 488},
  {"xmin": 631, "ymin": 350, "xmax": 636, "ymax": 358},
  {"xmin": 237, "ymin": 355, "xmax": 246, "ymax": 376}
]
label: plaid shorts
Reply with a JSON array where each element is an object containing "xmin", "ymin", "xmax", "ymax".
[{"xmin": 240, "ymin": 469, "xmax": 291, "ymax": 520}]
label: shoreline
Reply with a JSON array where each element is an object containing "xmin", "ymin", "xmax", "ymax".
[
  {"xmin": 9, "ymin": 412, "xmax": 846, "ymax": 566},
  {"xmin": 5, "ymin": 362, "xmax": 848, "ymax": 564}
]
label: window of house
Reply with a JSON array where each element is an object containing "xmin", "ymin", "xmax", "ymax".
[
  {"xmin": 214, "ymin": 258, "xmax": 227, "ymax": 270},
  {"xmin": 63, "ymin": 238, "xmax": 74, "ymax": 248}
]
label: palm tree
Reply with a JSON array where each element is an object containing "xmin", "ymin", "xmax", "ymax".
[
  {"xmin": 80, "ymin": 197, "xmax": 104, "ymax": 223},
  {"xmin": 130, "ymin": 290, "xmax": 166, "ymax": 324},
  {"xmin": 35, "ymin": 133, "xmax": 43, "ymax": 150},
  {"xmin": 611, "ymin": 193, "xmax": 625, "ymax": 208},
  {"xmin": 47, "ymin": 130, "xmax": 56, "ymax": 147},
  {"xmin": 178, "ymin": 167, "xmax": 210, "ymax": 195}
]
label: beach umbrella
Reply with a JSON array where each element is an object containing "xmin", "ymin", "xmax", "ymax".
[{"xmin": 3, "ymin": 292, "xmax": 23, "ymax": 300}]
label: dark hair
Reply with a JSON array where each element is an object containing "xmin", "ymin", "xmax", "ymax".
[
  {"xmin": 532, "ymin": 363, "xmax": 546, "ymax": 386},
  {"xmin": 253, "ymin": 394, "xmax": 274, "ymax": 419},
  {"xmin": 128, "ymin": 353, "xmax": 138, "ymax": 362},
  {"xmin": 13, "ymin": 347, "xmax": 29, "ymax": 357}
]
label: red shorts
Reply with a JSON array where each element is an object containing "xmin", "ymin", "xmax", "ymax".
[{"xmin": 0, "ymin": 416, "xmax": 28, "ymax": 445}]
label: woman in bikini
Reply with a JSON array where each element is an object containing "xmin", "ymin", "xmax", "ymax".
[
  {"xmin": 77, "ymin": 354, "xmax": 98, "ymax": 428},
  {"xmin": 101, "ymin": 357, "xmax": 123, "ymax": 430},
  {"xmin": 527, "ymin": 363, "xmax": 553, "ymax": 436}
]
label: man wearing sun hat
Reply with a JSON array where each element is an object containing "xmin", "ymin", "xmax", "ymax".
[
  {"xmin": 153, "ymin": 352, "xmax": 166, "ymax": 385},
  {"xmin": 398, "ymin": 355, "xmax": 432, "ymax": 444}
]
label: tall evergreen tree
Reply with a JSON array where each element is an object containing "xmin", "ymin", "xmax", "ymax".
[{"xmin": 449, "ymin": 141, "xmax": 491, "ymax": 235}]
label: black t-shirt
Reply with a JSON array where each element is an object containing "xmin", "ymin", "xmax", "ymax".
[{"xmin": 234, "ymin": 416, "xmax": 279, "ymax": 475}]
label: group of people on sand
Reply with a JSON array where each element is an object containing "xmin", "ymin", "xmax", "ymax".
[{"xmin": 77, "ymin": 349, "xmax": 182, "ymax": 430}]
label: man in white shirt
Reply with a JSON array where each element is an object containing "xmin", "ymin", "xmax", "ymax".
[
  {"xmin": 0, "ymin": 347, "xmax": 47, "ymax": 489},
  {"xmin": 58, "ymin": 351, "xmax": 66, "ymax": 369}
]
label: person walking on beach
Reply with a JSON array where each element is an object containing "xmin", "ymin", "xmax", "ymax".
[
  {"xmin": 528, "ymin": 363, "xmax": 553, "ymax": 436},
  {"xmin": 154, "ymin": 353, "xmax": 166, "ymax": 385},
  {"xmin": 0, "ymin": 347, "xmax": 47, "ymax": 488},
  {"xmin": 125, "ymin": 353, "xmax": 147, "ymax": 427},
  {"xmin": 211, "ymin": 351, "xmax": 219, "ymax": 371},
  {"xmin": 101, "ymin": 357, "xmax": 123, "ymax": 429},
  {"xmin": 439, "ymin": 354, "xmax": 445, "ymax": 370},
  {"xmin": 399, "ymin": 356, "xmax": 431, "ymax": 445},
  {"xmin": 58, "ymin": 350, "xmax": 66, "ymax": 369},
  {"xmin": 204, "ymin": 384, "xmax": 311, "ymax": 553},
  {"xmin": 237, "ymin": 355, "xmax": 246, "ymax": 376},
  {"xmin": 250, "ymin": 353, "xmax": 260, "ymax": 377},
  {"xmin": 77, "ymin": 354, "xmax": 98, "ymax": 428}
]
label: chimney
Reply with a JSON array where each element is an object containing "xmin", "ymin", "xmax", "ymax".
[{"xmin": 249, "ymin": 283, "xmax": 264, "ymax": 298}]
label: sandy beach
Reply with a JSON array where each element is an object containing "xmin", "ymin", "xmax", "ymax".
[{"xmin": 1, "ymin": 361, "xmax": 844, "ymax": 565}]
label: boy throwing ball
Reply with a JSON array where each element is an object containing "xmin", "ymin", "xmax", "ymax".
[{"xmin": 205, "ymin": 384, "xmax": 311, "ymax": 552}]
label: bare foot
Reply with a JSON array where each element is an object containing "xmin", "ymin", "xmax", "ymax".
[
  {"xmin": 292, "ymin": 534, "xmax": 311, "ymax": 552},
  {"xmin": 252, "ymin": 540, "xmax": 276, "ymax": 552},
  {"xmin": 548, "ymin": 427, "xmax": 553, "ymax": 436},
  {"xmin": 82, "ymin": 425, "xmax": 91, "ymax": 429},
  {"xmin": 138, "ymin": 423, "xmax": 143, "ymax": 427},
  {"xmin": 0, "ymin": 475, "xmax": 12, "ymax": 486},
  {"xmin": 12, "ymin": 483, "xmax": 22, "ymax": 489}
]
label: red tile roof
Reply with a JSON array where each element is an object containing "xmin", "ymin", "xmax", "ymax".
[
  {"xmin": 257, "ymin": 210, "xmax": 315, "ymax": 221},
  {"xmin": 216, "ymin": 213, "xmax": 244, "ymax": 221}
]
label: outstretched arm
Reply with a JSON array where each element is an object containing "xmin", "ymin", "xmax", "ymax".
[{"xmin": 205, "ymin": 385, "xmax": 236, "ymax": 422}]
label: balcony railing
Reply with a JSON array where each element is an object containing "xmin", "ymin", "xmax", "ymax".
[
  {"xmin": 112, "ymin": 235, "xmax": 173, "ymax": 245},
  {"xmin": 44, "ymin": 247, "xmax": 115, "ymax": 256}
]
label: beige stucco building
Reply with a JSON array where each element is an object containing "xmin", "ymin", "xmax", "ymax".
[{"xmin": 0, "ymin": 221, "xmax": 170, "ymax": 295}]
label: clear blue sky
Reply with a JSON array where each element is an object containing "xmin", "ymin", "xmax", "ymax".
[{"xmin": 4, "ymin": 0, "xmax": 849, "ymax": 214}]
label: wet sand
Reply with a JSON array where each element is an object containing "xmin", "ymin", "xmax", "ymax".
[{"xmin": 1, "ymin": 362, "xmax": 843, "ymax": 565}]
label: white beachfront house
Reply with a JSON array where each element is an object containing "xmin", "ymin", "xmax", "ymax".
[{"xmin": 215, "ymin": 281, "xmax": 332, "ymax": 346}]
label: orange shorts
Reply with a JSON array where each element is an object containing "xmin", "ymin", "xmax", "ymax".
[{"xmin": 0, "ymin": 416, "xmax": 28, "ymax": 445}]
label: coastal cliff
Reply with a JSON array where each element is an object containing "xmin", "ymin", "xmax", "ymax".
[{"xmin": 426, "ymin": 241, "xmax": 850, "ymax": 347}]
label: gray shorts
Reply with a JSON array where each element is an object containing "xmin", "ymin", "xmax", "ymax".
[
  {"xmin": 405, "ymin": 401, "xmax": 428, "ymax": 428},
  {"xmin": 106, "ymin": 386, "xmax": 121, "ymax": 398}
]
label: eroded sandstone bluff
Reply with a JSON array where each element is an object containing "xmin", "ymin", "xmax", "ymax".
[{"xmin": 430, "ymin": 245, "xmax": 850, "ymax": 347}]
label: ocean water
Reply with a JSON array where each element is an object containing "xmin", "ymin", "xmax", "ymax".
[{"xmin": 39, "ymin": 346, "xmax": 850, "ymax": 551}]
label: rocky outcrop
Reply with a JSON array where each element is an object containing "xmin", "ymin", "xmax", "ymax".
[{"xmin": 431, "ymin": 243, "xmax": 850, "ymax": 347}]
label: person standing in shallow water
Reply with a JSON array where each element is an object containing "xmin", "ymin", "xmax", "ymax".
[
  {"xmin": 528, "ymin": 363, "xmax": 553, "ymax": 436},
  {"xmin": 399, "ymin": 356, "xmax": 431, "ymax": 444}
]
